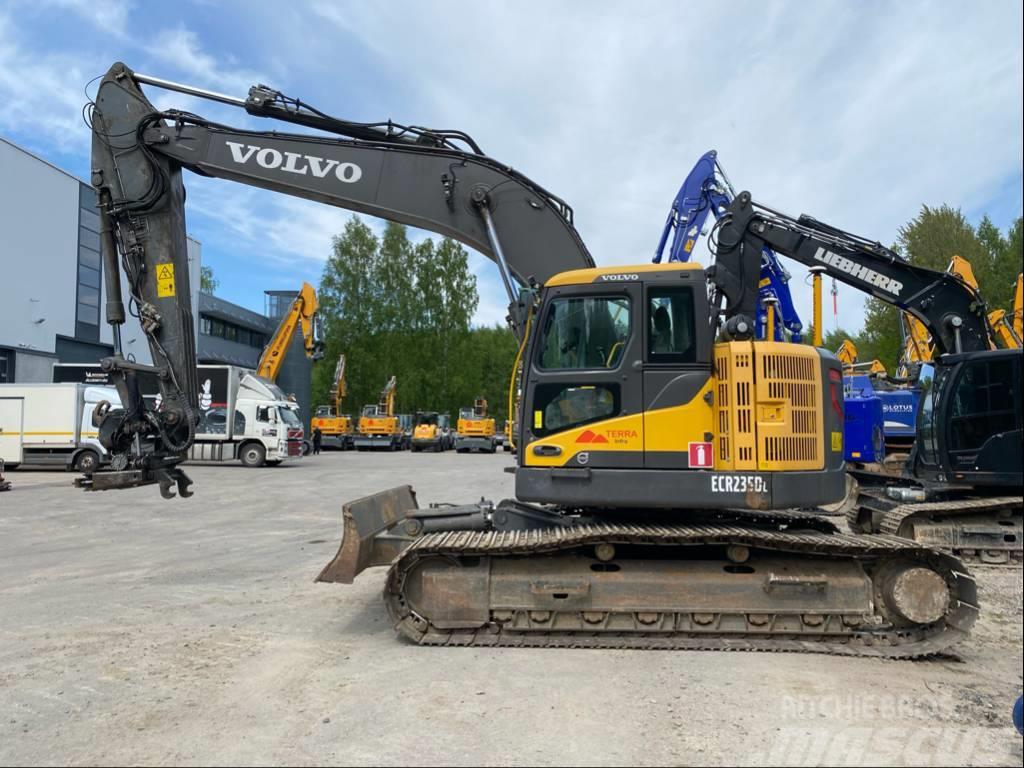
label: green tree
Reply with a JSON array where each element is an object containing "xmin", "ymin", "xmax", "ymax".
[
  {"xmin": 313, "ymin": 217, "xmax": 380, "ymax": 415},
  {"xmin": 457, "ymin": 325, "xmax": 519, "ymax": 424},
  {"xmin": 313, "ymin": 217, "xmax": 500, "ymax": 423},
  {"xmin": 200, "ymin": 265, "xmax": 219, "ymax": 293},
  {"xmin": 977, "ymin": 215, "xmax": 1023, "ymax": 310}
]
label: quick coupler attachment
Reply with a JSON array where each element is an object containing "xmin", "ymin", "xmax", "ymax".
[{"xmin": 75, "ymin": 466, "xmax": 194, "ymax": 499}]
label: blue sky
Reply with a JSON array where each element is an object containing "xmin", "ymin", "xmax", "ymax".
[{"xmin": 2, "ymin": 0, "xmax": 1021, "ymax": 331}]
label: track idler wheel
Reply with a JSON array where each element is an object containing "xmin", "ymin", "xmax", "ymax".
[{"xmin": 875, "ymin": 560, "xmax": 950, "ymax": 626}]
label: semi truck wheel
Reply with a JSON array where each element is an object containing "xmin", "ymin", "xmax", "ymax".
[
  {"xmin": 240, "ymin": 443, "xmax": 266, "ymax": 468},
  {"xmin": 73, "ymin": 450, "xmax": 100, "ymax": 473}
]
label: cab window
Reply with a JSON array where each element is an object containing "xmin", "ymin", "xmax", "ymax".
[
  {"xmin": 949, "ymin": 358, "xmax": 1018, "ymax": 451},
  {"xmin": 538, "ymin": 295, "xmax": 630, "ymax": 370},
  {"xmin": 532, "ymin": 383, "xmax": 618, "ymax": 437},
  {"xmin": 647, "ymin": 287, "xmax": 696, "ymax": 363}
]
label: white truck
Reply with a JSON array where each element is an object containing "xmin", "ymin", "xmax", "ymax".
[
  {"xmin": 0, "ymin": 383, "xmax": 120, "ymax": 472},
  {"xmin": 52, "ymin": 364, "xmax": 304, "ymax": 468}
]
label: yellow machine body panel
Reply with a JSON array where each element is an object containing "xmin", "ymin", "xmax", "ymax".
[
  {"xmin": 414, "ymin": 423, "xmax": 441, "ymax": 441},
  {"xmin": 458, "ymin": 397, "xmax": 495, "ymax": 438},
  {"xmin": 714, "ymin": 341, "xmax": 824, "ymax": 471},
  {"xmin": 523, "ymin": 343, "xmax": 822, "ymax": 471},
  {"xmin": 312, "ymin": 411, "xmax": 352, "ymax": 437},
  {"xmin": 544, "ymin": 262, "xmax": 704, "ymax": 288},
  {"xmin": 457, "ymin": 416, "xmax": 496, "ymax": 438},
  {"xmin": 750, "ymin": 342, "xmax": 823, "ymax": 471},
  {"xmin": 524, "ymin": 411, "xmax": 644, "ymax": 467},
  {"xmin": 642, "ymin": 379, "xmax": 715, "ymax": 452},
  {"xmin": 360, "ymin": 416, "xmax": 401, "ymax": 437}
]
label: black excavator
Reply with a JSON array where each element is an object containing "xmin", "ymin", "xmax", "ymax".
[{"xmin": 85, "ymin": 62, "xmax": 1021, "ymax": 655}]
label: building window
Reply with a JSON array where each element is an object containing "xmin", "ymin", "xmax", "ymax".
[
  {"xmin": 198, "ymin": 314, "xmax": 266, "ymax": 349},
  {"xmin": 76, "ymin": 184, "xmax": 102, "ymax": 343},
  {"xmin": 0, "ymin": 349, "xmax": 13, "ymax": 383}
]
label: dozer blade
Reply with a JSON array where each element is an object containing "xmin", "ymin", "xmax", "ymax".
[{"xmin": 316, "ymin": 485, "xmax": 419, "ymax": 584}]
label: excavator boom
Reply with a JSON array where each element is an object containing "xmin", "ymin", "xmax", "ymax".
[
  {"xmin": 87, "ymin": 62, "xmax": 593, "ymax": 493},
  {"xmin": 256, "ymin": 282, "xmax": 324, "ymax": 380}
]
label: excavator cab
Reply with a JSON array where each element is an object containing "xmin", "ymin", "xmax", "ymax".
[
  {"xmin": 914, "ymin": 352, "xmax": 1023, "ymax": 487},
  {"xmin": 513, "ymin": 263, "xmax": 845, "ymax": 509}
]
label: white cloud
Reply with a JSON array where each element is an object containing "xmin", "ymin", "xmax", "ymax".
[
  {"xmin": 6, "ymin": 0, "xmax": 1020, "ymax": 337},
  {"xmin": 150, "ymin": 25, "xmax": 271, "ymax": 97},
  {"xmin": 36, "ymin": 0, "xmax": 132, "ymax": 37},
  {"xmin": 301, "ymin": 0, "xmax": 1023, "ymax": 334},
  {"xmin": 0, "ymin": 12, "xmax": 91, "ymax": 153}
]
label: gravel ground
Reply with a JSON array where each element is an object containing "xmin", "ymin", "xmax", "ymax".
[{"xmin": 0, "ymin": 451, "xmax": 1021, "ymax": 766}]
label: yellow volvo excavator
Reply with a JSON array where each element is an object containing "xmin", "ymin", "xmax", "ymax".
[
  {"xmin": 311, "ymin": 354, "xmax": 353, "ymax": 450},
  {"xmin": 83, "ymin": 63, "xmax": 1023, "ymax": 655}
]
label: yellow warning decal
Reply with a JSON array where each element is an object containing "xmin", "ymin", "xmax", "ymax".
[
  {"xmin": 156, "ymin": 263, "xmax": 175, "ymax": 298},
  {"xmin": 759, "ymin": 277, "xmax": 772, "ymax": 289},
  {"xmin": 683, "ymin": 239, "xmax": 695, "ymax": 253},
  {"xmin": 831, "ymin": 431, "xmax": 843, "ymax": 452},
  {"xmin": 534, "ymin": 410, "xmax": 543, "ymax": 429}
]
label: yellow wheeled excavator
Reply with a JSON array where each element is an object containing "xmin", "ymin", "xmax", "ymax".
[
  {"xmin": 455, "ymin": 397, "xmax": 497, "ymax": 453},
  {"xmin": 353, "ymin": 377, "xmax": 406, "ymax": 451},
  {"xmin": 311, "ymin": 354, "xmax": 353, "ymax": 450},
  {"xmin": 255, "ymin": 282, "xmax": 324, "ymax": 380},
  {"xmin": 84, "ymin": 63, "xmax": 1023, "ymax": 654}
]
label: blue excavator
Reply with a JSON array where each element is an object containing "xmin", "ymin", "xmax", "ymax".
[{"xmin": 653, "ymin": 150, "xmax": 804, "ymax": 342}]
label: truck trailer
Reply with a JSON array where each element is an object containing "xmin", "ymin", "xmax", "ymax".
[
  {"xmin": 0, "ymin": 383, "xmax": 119, "ymax": 472},
  {"xmin": 52, "ymin": 364, "xmax": 304, "ymax": 467}
]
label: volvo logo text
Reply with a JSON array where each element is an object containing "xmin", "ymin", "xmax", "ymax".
[
  {"xmin": 225, "ymin": 141, "xmax": 363, "ymax": 183},
  {"xmin": 598, "ymin": 273, "xmax": 640, "ymax": 282}
]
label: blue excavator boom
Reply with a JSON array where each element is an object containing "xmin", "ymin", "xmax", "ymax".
[{"xmin": 654, "ymin": 150, "xmax": 804, "ymax": 342}]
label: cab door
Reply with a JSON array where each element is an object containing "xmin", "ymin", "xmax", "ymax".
[
  {"xmin": 640, "ymin": 271, "xmax": 714, "ymax": 469},
  {"xmin": 522, "ymin": 280, "xmax": 644, "ymax": 468}
]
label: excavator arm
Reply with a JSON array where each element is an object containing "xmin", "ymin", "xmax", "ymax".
[
  {"xmin": 379, "ymin": 376, "xmax": 397, "ymax": 418},
  {"xmin": 653, "ymin": 150, "xmax": 804, "ymax": 341},
  {"xmin": 87, "ymin": 62, "xmax": 593, "ymax": 495},
  {"xmin": 710, "ymin": 193, "xmax": 994, "ymax": 355},
  {"xmin": 255, "ymin": 282, "xmax": 324, "ymax": 380},
  {"xmin": 331, "ymin": 354, "xmax": 347, "ymax": 415}
]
